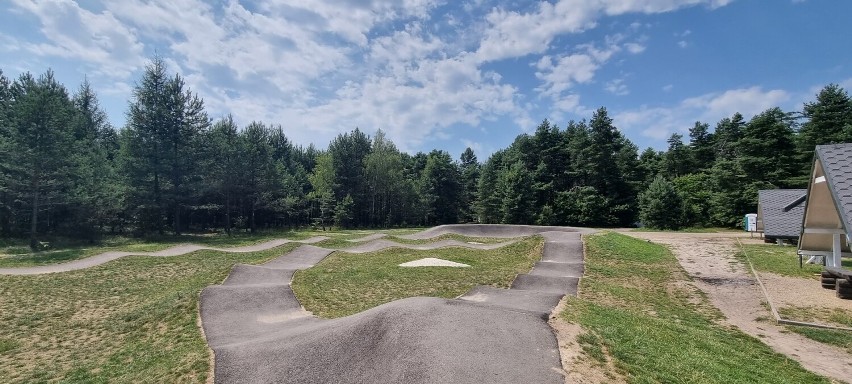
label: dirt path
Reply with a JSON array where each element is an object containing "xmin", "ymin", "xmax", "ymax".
[{"xmin": 622, "ymin": 231, "xmax": 852, "ymax": 383}]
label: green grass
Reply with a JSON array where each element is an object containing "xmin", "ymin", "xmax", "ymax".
[
  {"xmin": 0, "ymin": 228, "xmax": 427, "ymax": 268},
  {"xmin": 311, "ymin": 232, "xmax": 510, "ymax": 249},
  {"xmin": 737, "ymin": 244, "xmax": 823, "ymax": 279},
  {"xmin": 786, "ymin": 326, "xmax": 852, "ymax": 355},
  {"xmin": 0, "ymin": 243, "xmax": 301, "ymax": 383},
  {"xmin": 0, "ymin": 228, "xmax": 512, "ymax": 269},
  {"xmin": 737, "ymin": 244, "xmax": 852, "ymax": 279},
  {"xmin": 561, "ymin": 232, "xmax": 829, "ymax": 384},
  {"xmin": 0, "ymin": 228, "xmax": 530, "ymax": 382},
  {"xmin": 292, "ymin": 236, "xmax": 543, "ymax": 318}
]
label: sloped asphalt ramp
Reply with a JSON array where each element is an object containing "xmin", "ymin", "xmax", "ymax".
[{"xmin": 200, "ymin": 225, "xmax": 590, "ymax": 383}]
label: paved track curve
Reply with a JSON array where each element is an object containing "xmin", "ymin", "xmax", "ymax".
[
  {"xmin": 0, "ymin": 237, "xmax": 331, "ymax": 275},
  {"xmin": 201, "ymin": 225, "xmax": 589, "ymax": 383}
]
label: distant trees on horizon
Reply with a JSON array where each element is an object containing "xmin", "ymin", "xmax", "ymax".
[{"xmin": 2, "ymin": 57, "xmax": 852, "ymax": 246}]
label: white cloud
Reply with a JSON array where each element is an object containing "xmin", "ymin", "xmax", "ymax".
[
  {"xmin": 662, "ymin": 84, "xmax": 674, "ymax": 92},
  {"xmin": 605, "ymin": 78, "xmax": 630, "ymax": 95},
  {"xmin": 677, "ymin": 40, "xmax": 689, "ymax": 48},
  {"xmin": 614, "ymin": 86, "xmax": 790, "ymax": 140},
  {"xmin": 535, "ymin": 54, "xmax": 599, "ymax": 97},
  {"xmin": 476, "ymin": 0, "xmax": 731, "ymax": 62},
  {"xmin": 9, "ymin": 0, "xmax": 145, "ymax": 78},
  {"xmin": 3, "ymin": 0, "xmax": 739, "ymax": 151},
  {"xmin": 625, "ymin": 42, "xmax": 646, "ymax": 53},
  {"xmin": 682, "ymin": 86, "xmax": 790, "ymax": 117}
]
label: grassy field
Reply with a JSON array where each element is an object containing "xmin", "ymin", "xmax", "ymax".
[
  {"xmin": 738, "ymin": 243, "xmax": 852, "ymax": 278},
  {"xmin": 0, "ymin": 244, "xmax": 301, "ymax": 383},
  {"xmin": 737, "ymin": 243, "xmax": 852, "ymax": 355},
  {"xmin": 312, "ymin": 232, "xmax": 510, "ymax": 249},
  {"xmin": 0, "ymin": 228, "xmax": 425, "ymax": 268},
  {"xmin": 561, "ymin": 233, "xmax": 829, "ymax": 383},
  {"xmin": 738, "ymin": 244, "xmax": 823, "ymax": 278},
  {"xmin": 0, "ymin": 229, "xmax": 534, "ymax": 382},
  {"xmin": 292, "ymin": 237, "xmax": 543, "ymax": 318}
]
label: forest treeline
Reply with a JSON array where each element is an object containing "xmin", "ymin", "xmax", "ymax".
[{"xmin": 2, "ymin": 57, "xmax": 852, "ymax": 246}]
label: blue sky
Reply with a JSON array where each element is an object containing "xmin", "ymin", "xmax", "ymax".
[{"xmin": 1, "ymin": 0, "xmax": 850, "ymax": 159}]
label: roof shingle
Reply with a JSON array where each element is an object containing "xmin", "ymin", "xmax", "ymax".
[
  {"xmin": 816, "ymin": 143, "xmax": 852, "ymax": 239},
  {"xmin": 759, "ymin": 189, "xmax": 806, "ymax": 238}
]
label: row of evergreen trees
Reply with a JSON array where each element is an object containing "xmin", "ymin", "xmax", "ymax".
[
  {"xmin": 637, "ymin": 84, "xmax": 852, "ymax": 229},
  {"xmin": 2, "ymin": 57, "xmax": 851, "ymax": 246}
]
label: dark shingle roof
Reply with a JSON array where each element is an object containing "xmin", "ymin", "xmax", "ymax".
[
  {"xmin": 759, "ymin": 189, "xmax": 806, "ymax": 238},
  {"xmin": 815, "ymin": 143, "xmax": 852, "ymax": 239}
]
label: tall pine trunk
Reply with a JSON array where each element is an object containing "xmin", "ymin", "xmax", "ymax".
[
  {"xmin": 225, "ymin": 192, "xmax": 231, "ymax": 236},
  {"xmin": 250, "ymin": 199, "xmax": 256, "ymax": 233},
  {"xmin": 154, "ymin": 172, "xmax": 163, "ymax": 235},
  {"xmin": 29, "ymin": 177, "xmax": 39, "ymax": 250}
]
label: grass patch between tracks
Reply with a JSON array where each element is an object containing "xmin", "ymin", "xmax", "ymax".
[
  {"xmin": 292, "ymin": 236, "xmax": 543, "ymax": 318},
  {"xmin": 0, "ymin": 228, "xmax": 423, "ymax": 268},
  {"xmin": 561, "ymin": 232, "xmax": 829, "ymax": 383},
  {"xmin": 0, "ymin": 244, "xmax": 300, "ymax": 383},
  {"xmin": 312, "ymin": 232, "xmax": 509, "ymax": 249}
]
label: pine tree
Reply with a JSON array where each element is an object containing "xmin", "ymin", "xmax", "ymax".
[
  {"xmin": 123, "ymin": 57, "xmax": 209, "ymax": 234},
  {"xmin": 500, "ymin": 161, "xmax": 534, "ymax": 224},
  {"xmin": 585, "ymin": 107, "xmax": 639, "ymax": 226},
  {"xmin": 458, "ymin": 147, "xmax": 480, "ymax": 222},
  {"xmin": 664, "ymin": 133, "xmax": 691, "ymax": 177},
  {"xmin": 476, "ymin": 152, "xmax": 504, "ymax": 224},
  {"xmin": 639, "ymin": 175, "xmax": 684, "ymax": 230},
  {"xmin": 738, "ymin": 107, "xmax": 798, "ymax": 187},
  {"xmin": 714, "ymin": 113, "xmax": 745, "ymax": 162},
  {"xmin": 207, "ymin": 115, "xmax": 242, "ymax": 234},
  {"xmin": 688, "ymin": 121, "xmax": 714, "ymax": 171},
  {"xmin": 240, "ymin": 122, "xmax": 277, "ymax": 233},
  {"xmin": 309, "ymin": 152, "xmax": 337, "ymax": 230},
  {"xmin": 420, "ymin": 150, "xmax": 461, "ymax": 225},
  {"xmin": 637, "ymin": 147, "xmax": 662, "ymax": 185},
  {"xmin": 328, "ymin": 129, "xmax": 371, "ymax": 226},
  {"xmin": 364, "ymin": 130, "xmax": 404, "ymax": 226},
  {"xmin": 70, "ymin": 79, "xmax": 120, "ymax": 239},
  {"xmin": 797, "ymin": 84, "xmax": 852, "ymax": 167},
  {"xmin": 334, "ymin": 194, "xmax": 355, "ymax": 228},
  {"xmin": 0, "ymin": 69, "xmax": 12, "ymax": 236},
  {"xmin": 7, "ymin": 71, "xmax": 76, "ymax": 248}
]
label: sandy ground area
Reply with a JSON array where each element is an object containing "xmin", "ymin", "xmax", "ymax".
[
  {"xmin": 622, "ymin": 231, "xmax": 852, "ymax": 383},
  {"xmin": 761, "ymin": 272, "xmax": 852, "ymax": 315}
]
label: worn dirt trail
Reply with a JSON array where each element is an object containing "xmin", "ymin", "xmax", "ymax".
[{"xmin": 623, "ymin": 231, "xmax": 852, "ymax": 383}]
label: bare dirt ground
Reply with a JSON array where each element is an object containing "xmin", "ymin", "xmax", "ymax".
[
  {"xmin": 622, "ymin": 231, "xmax": 852, "ymax": 383},
  {"xmin": 761, "ymin": 272, "xmax": 852, "ymax": 316}
]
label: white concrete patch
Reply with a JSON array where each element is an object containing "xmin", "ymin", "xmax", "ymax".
[
  {"xmin": 467, "ymin": 241, "xmax": 484, "ymax": 245},
  {"xmin": 459, "ymin": 293, "xmax": 487, "ymax": 302},
  {"xmin": 257, "ymin": 311, "xmax": 311, "ymax": 323},
  {"xmin": 398, "ymin": 258, "xmax": 470, "ymax": 268}
]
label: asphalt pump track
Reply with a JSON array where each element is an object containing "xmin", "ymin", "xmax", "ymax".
[{"xmin": 200, "ymin": 224, "xmax": 589, "ymax": 383}]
